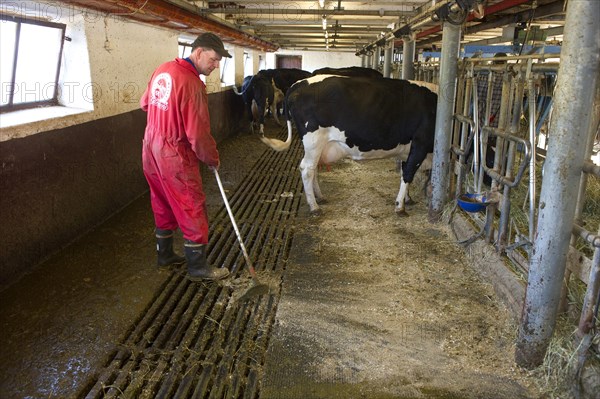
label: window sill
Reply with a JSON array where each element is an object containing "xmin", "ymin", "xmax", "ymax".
[{"xmin": 0, "ymin": 105, "xmax": 90, "ymax": 129}]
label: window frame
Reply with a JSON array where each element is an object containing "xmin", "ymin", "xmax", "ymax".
[{"xmin": 0, "ymin": 14, "xmax": 66, "ymax": 113}]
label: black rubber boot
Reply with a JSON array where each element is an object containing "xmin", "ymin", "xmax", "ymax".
[
  {"xmin": 184, "ymin": 240, "xmax": 230, "ymax": 281},
  {"xmin": 155, "ymin": 229, "xmax": 186, "ymax": 269}
]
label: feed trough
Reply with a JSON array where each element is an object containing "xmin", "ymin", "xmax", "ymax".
[{"xmin": 457, "ymin": 193, "xmax": 490, "ymax": 213}]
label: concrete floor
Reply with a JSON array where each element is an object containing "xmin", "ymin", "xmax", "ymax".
[
  {"xmin": 0, "ymin": 133, "xmax": 267, "ymax": 398},
  {"xmin": 0, "ymin": 125, "xmax": 544, "ymax": 398}
]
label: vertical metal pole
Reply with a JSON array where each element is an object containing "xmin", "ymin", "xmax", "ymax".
[
  {"xmin": 515, "ymin": 0, "xmax": 600, "ymax": 369},
  {"xmin": 498, "ymin": 75, "xmax": 525, "ymax": 250},
  {"xmin": 383, "ymin": 42, "xmax": 393, "ymax": 78},
  {"xmin": 484, "ymin": 70, "xmax": 512, "ymax": 244},
  {"xmin": 402, "ymin": 35, "xmax": 416, "ymax": 80},
  {"xmin": 366, "ymin": 53, "xmax": 373, "ymax": 70},
  {"xmin": 372, "ymin": 48, "xmax": 379, "ymax": 70},
  {"xmin": 472, "ymin": 65, "xmax": 481, "ymax": 193},
  {"xmin": 578, "ymin": 226, "xmax": 600, "ymax": 337},
  {"xmin": 361, "ymin": 54, "xmax": 366, "ymax": 68},
  {"xmin": 428, "ymin": 21, "xmax": 461, "ymax": 222},
  {"xmin": 454, "ymin": 69, "xmax": 470, "ymax": 197},
  {"xmin": 526, "ymin": 60, "xmax": 538, "ymax": 245},
  {"xmin": 577, "ymin": 79, "xmax": 600, "ymax": 338}
]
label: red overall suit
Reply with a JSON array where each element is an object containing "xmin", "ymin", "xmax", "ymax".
[{"xmin": 140, "ymin": 58, "xmax": 219, "ymax": 244}]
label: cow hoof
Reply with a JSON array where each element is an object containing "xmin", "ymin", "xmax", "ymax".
[
  {"xmin": 309, "ymin": 208, "xmax": 323, "ymax": 217},
  {"xmin": 316, "ymin": 197, "xmax": 327, "ymax": 205},
  {"xmin": 395, "ymin": 209, "xmax": 409, "ymax": 217}
]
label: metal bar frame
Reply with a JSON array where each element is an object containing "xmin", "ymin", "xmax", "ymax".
[{"xmin": 515, "ymin": 0, "xmax": 600, "ymax": 369}]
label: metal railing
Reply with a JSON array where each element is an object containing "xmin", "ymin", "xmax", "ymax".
[{"xmin": 449, "ymin": 54, "xmax": 600, "ymax": 316}]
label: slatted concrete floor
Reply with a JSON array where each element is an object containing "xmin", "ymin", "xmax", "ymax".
[{"xmin": 82, "ymin": 135, "xmax": 304, "ymax": 398}]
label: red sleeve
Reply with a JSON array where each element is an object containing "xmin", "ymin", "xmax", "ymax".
[{"xmin": 181, "ymin": 83, "xmax": 219, "ymax": 167}]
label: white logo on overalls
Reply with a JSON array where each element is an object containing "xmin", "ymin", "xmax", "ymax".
[{"xmin": 150, "ymin": 72, "xmax": 172, "ymax": 111}]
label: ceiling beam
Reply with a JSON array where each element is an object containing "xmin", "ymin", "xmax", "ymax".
[
  {"xmin": 204, "ymin": 7, "xmax": 415, "ymax": 17},
  {"xmin": 205, "ymin": 0, "xmax": 425, "ymax": 4},
  {"xmin": 234, "ymin": 17, "xmax": 398, "ymax": 24}
]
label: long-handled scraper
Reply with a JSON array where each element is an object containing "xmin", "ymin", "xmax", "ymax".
[{"xmin": 213, "ymin": 168, "xmax": 269, "ymax": 300}]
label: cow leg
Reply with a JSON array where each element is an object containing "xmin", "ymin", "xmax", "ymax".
[
  {"xmin": 300, "ymin": 132, "xmax": 327, "ymax": 213},
  {"xmin": 396, "ymin": 144, "xmax": 429, "ymax": 216},
  {"xmin": 395, "ymin": 178, "xmax": 411, "ymax": 217},
  {"xmin": 313, "ymin": 173, "xmax": 326, "ymax": 204},
  {"xmin": 300, "ymin": 158, "xmax": 320, "ymax": 213},
  {"xmin": 400, "ymin": 160, "xmax": 415, "ymax": 205}
]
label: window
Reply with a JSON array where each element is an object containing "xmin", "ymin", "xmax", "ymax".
[
  {"xmin": 0, "ymin": 15, "xmax": 66, "ymax": 113},
  {"xmin": 179, "ymin": 43, "xmax": 192, "ymax": 58},
  {"xmin": 220, "ymin": 55, "xmax": 235, "ymax": 87},
  {"xmin": 243, "ymin": 51, "xmax": 253, "ymax": 76}
]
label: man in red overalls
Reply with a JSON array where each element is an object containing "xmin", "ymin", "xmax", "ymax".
[{"xmin": 140, "ymin": 33, "xmax": 231, "ymax": 281}]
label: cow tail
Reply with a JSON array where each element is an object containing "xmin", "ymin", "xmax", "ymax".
[
  {"xmin": 232, "ymin": 75, "xmax": 255, "ymax": 96},
  {"xmin": 259, "ymin": 121, "xmax": 292, "ymax": 151}
]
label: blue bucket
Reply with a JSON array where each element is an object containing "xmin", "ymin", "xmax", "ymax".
[{"xmin": 457, "ymin": 193, "xmax": 489, "ymax": 213}]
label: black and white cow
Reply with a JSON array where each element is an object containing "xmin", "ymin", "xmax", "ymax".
[
  {"xmin": 260, "ymin": 75, "xmax": 438, "ymax": 215},
  {"xmin": 312, "ymin": 66, "xmax": 383, "ymax": 79},
  {"xmin": 256, "ymin": 68, "xmax": 312, "ymax": 116},
  {"xmin": 234, "ymin": 68, "xmax": 312, "ymax": 134},
  {"xmin": 233, "ymin": 74, "xmax": 276, "ymax": 134}
]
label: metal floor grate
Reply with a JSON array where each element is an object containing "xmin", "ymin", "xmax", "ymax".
[{"xmin": 81, "ymin": 133, "xmax": 303, "ymax": 399}]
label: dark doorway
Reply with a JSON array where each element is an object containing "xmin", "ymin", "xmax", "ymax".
[{"xmin": 276, "ymin": 55, "xmax": 302, "ymax": 69}]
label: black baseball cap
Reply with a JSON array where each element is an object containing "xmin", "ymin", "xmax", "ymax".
[{"xmin": 191, "ymin": 32, "xmax": 232, "ymax": 58}]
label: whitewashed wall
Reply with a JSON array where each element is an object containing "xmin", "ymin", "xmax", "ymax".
[
  {"xmin": 266, "ymin": 49, "xmax": 361, "ymax": 72},
  {"xmin": 84, "ymin": 13, "xmax": 178, "ymax": 118},
  {"xmin": 1, "ymin": 2, "xmax": 177, "ymax": 141}
]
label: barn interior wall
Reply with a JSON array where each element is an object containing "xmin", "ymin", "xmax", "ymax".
[
  {"xmin": 266, "ymin": 49, "xmax": 361, "ymax": 72},
  {"xmin": 0, "ymin": 3, "xmax": 247, "ymax": 289}
]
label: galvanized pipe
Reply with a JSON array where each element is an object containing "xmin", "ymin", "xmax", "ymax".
[
  {"xmin": 481, "ymin": 127, "xmax": 531, "ymax": 188},
  {"xmin": 383, "ymin": 43, "xmax": 393, "ymax": 78},
  {"xmin": 468, "ymin": 53, "xmax": 561, "ymax": 64},
  {"xmin": 454, "ymin": 73, "xmax": 471, "ymax": 196},
  {"xmin": 576, "ymin": 225, "xmax": 600, "ymax": 374},
  {"xmin": 402, "ymin": 36, "xmax": 416, "ymax": 80},
  {"xmin": 428, "ymin": 20, "xmax": 461, "ymax": 222},
  {"xmin": 583, "ymin": 160, "xmax": 600, "ymax": 176},
  {"xmin": 478, "ymin": 70, "xmax": 494, "ymax": 192},
  {"xmin": 578, "ymin": 224, "xmax": 600, "ymax": 327},
  {"xmin": 372, "ymin": 48, "xmax": 379, "ymax": 70},
  {"xmin": 565, "ymin": 80, "xmax": 600, "ymax": 313},
  {"xmin": 572, "ymin": 224, "xmax": 600, "ymax": 248},
  {"xmin": 471, "ymin": 65, "xmax": 481, "ymax": 193},
  {"xmin": 526, "ymin": 60, "xmax": 537, "ymax": 244},
  {"xmin": 515, "ymin": 0, "xmax": 600, "ymax": 369},
  {"xmin": 485, "ymin": 70, "xmax": 512, "ymax": 244},
  {"xmin": 498, "ymin": 75, "xmax": 525, "ymax": 250},
  {"xmin": 452, "ymin": 114, "xmax": 474, "ymax": 197}
]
